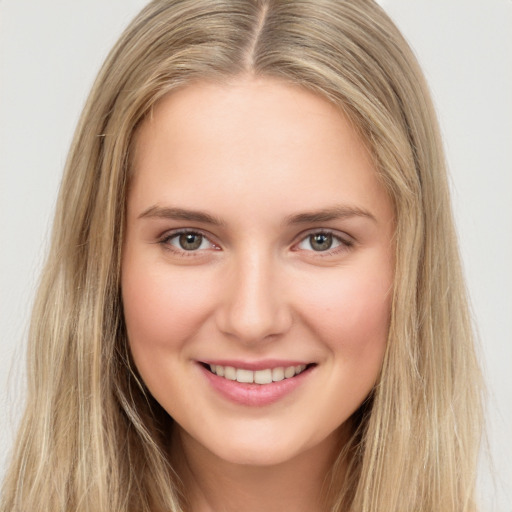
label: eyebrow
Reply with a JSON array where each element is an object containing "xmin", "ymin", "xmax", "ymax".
[
  {"xmin": 137, "ymin": 204, "xmax": 376, "ymax": 226},
  {"xmin": 284, "ymin": 205, "xmax": 377, "ymax": 225},
  {"xmin": 138, "ymin": 205, "xmax": 226, "ymax": 226}
]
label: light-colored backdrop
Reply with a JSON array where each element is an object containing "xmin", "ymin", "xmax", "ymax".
[{"xmin": 1, "ymin": 1, "xmax": 511, "ymax": 509}]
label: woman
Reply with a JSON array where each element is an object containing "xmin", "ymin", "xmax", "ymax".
[{"xmin": 0, "ymin": 1, "xmax": 483, "ymax": 511}]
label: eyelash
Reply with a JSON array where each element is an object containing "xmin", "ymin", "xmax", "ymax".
[
  {"xmin": 294, "ymin": 229, "xmax": 354, "ymax": 256},
  {"xmin": 157, "ymin": 229, "xmax": 354, "ymax": 257},
  {"xmin": 158, "ymin": 229, "xmax": 219, "ymax": 257}
]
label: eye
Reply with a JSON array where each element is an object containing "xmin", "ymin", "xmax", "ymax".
[
  {"xmin": 162, "ymin": 231, "xmax": 216, "ymax": 252},
  {"xmin": 296, "ymin": 231, "xmax": 351, "ymax": 252}
]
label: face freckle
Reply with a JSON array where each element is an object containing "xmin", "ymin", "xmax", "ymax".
[{"xmin": 121, "ymin": 76, "xmax": 395, "ymax": 468}]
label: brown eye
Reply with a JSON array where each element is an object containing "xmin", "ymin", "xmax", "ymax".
[
  {"xmin": 309, "ymin": 233, "xmax": 333, "ymax": 251},
  {"xmin": 178, "ymin": 233, "xmax": 203, "ymax": 250}
]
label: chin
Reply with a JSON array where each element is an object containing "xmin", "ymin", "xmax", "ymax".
[
  {"xmin": 177, "ymin": 423, "xmax": 303, "ymax": 467},
  {"xmin": 214, "ymin": 445, "xmax": 302, "ymax": 467},
  {"xmin": 204, "ymin": 429, "xmax": 324, "ymax": 468}
]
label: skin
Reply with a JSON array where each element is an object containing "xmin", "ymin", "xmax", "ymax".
[{"xmin": 122, "ymin": 76, "xmax": 395, "ymax": 512}]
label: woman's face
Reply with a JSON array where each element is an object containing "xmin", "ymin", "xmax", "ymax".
[{"xmin": 122, "ymin": 77, "xmax": 394, "ymax": 467}]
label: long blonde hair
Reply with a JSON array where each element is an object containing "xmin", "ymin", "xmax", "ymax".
[{"xmin": 1, "ymin": 1, "xmax": 483, "ymax": 511}]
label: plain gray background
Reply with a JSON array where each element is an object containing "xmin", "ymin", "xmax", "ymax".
[{"xmin": 1, "ymin": 1, "xmax": 511, "ymax": 509}]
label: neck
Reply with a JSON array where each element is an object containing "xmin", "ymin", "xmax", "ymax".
[{"xmin": 171, "ymin": 427, "xmax": 349, "ymax": 512}]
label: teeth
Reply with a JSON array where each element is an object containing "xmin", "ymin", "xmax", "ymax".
[
  {"xmin": 208, "ymin": 364, "xmax": 307, "ymax": 384},
  {"xmin": 254, "ymin": 369, "xmax": 272, "ymax": 384},
  {"xmin": 272, "ymin": 367, "xmax": 284, "ymax": 382},
  {"xmin": 284, "ymin": 366, "xmax": 296, "ymax": 378},
  {"xmin": 224, "ymin": 366, "xmax": 236, "ymax": 380},
  {"xmin": 236, "ymin": 369, "xmax": 254, "ymax": 383}
]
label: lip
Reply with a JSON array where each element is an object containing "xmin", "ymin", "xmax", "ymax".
[{"xmin": 198, "ymin": 361, "xmax": 315, "ymax": 407}]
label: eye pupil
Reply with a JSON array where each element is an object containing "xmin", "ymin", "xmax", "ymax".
[
  {"xmin": 179, "ymin": 233, "xmax": 203, "ymax": 250},
  {"xmin": 310, "ymin": 233, "xmax": 332, "ymax": 251}
]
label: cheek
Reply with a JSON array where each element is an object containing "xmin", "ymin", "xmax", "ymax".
[
  {"xmin": 121, "ymin": 260, "xmax": 219, "ymax": 411},
  {"xmin": 306, "ymin": 266, "xmax": 392, "ymax": 422},
  {"xmin": 121, "ymin": 259, "xmax": 214, "ymax": 357},
  {"xmin": 296, "ymin": 260, "xmax": 392, "ymax": 360}
]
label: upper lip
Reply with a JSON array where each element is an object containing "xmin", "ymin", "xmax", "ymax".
[{"xmin": 199, "ymin": 359, "xmax": 313, "ymax": 371}]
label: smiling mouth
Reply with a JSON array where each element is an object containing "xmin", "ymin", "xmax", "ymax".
[{"xmin": 203, "ymin": 363, "xmax": 314, "ymax": 384}]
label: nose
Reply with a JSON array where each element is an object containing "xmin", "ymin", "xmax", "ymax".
[{"xmin": 215, "ymin": 251, "xmax": 292, "ymax": 345}]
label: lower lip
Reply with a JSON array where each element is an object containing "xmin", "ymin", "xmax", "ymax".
[{"xmin": 199, "ymin": 364, "xmax": 314, "ymax": 407}]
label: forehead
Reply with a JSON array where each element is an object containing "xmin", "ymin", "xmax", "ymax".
[
  {"xmin": 129, "ymin": 77, "xmax": 391, "ymax": 224},
  {"xmin": 132, "ymin": 77, "xmax": 371, "ymax": 166}
]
